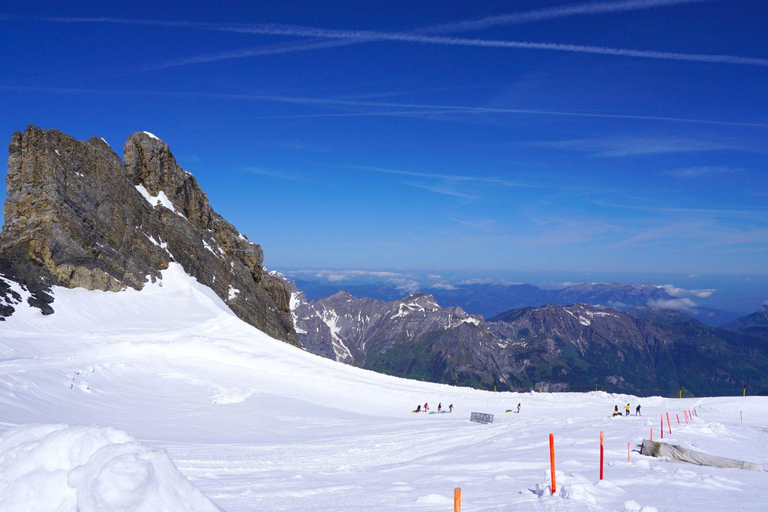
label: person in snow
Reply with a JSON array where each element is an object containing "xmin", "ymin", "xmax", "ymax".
[
  {"xmin": 517, "ymin": 403, "xmax": 521, "ymax": 413},
  {"xmin": 438, "ymin": 403, "xmax": 442, "ymax": 413},
  {"xmin": 424, "ymin": 403, "xmax": 429, "ymax": 412},
  {"xmin": 449, "ymin": 404, "xmax": 454, "ymax": 413},
  {"xmin": 625, "ymin": 404, "xmax": 630, "ymax": 416},
  {"xmin": 635, "ymin": 404, "xmax": 641, "ymax": 416},
  {"xmin": 415, "ymin": 405, "xmax": 421, "ymax": 413},
  {"xmin": 613, "ymin": 405, "xmax": 621, "ymax": 417}
]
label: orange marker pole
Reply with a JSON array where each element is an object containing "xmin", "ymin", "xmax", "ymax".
[
  {"xmin": 549, "ymin": 433, "xmax": 556, "ymax": 494},
  {"xmin": 454, "ymin": 488, "xmax": 461, "ymax": 512},
  {"xmin": 599, "ymin": 431, "xmax": 604, "ymax": 480},
  {"xmin": 650, "ymin": 428, "xmax": 653, "ymax": 441},
  {"xmin": 676, "ymin": 414, "xmax": 680, "ymax": 424},
  {"xmin": 628, "ymin": 442, "xmax": 631, "ymax": 462},
  {"xmin": 661, "ymin": 416, "xmax": 664, "ymax": 439},
  {"xmin": 666, "ymin": 412, "xmax": 672, "ymax": 435}
]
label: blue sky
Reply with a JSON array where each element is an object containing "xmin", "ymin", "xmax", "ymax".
[{"xmin": 1, "ymin": 0, "xmax": 766, "ymax": 285}]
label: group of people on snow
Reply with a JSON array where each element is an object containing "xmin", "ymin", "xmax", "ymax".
[
  {"xmin": 613, "ymin": 403, "xmax": 641, "ymax": 416},
  {"xmin": 414, "ymin": 402, "xmax": 453, "ymax": 413}
]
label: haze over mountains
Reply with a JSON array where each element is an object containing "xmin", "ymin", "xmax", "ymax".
[{"xmin": 293, "ymin": 277, "xmax": 744, "ymax": 327}]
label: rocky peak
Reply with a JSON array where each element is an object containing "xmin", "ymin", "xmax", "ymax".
[
  {"xmin": 0, "ymin": 126, "xmax": 297, "ymax": 345},
  {"xmin": 124, "ymin": 132, "xmax": 212, "ymax": 229}
]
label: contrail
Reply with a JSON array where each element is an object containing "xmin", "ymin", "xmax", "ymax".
[
  {"xmin": 130, "ymin": 0, "xmax": 714, "ymax": 70},
  {"xmin": 33, "ymin": 14, "xmax": 768, "ymax": 68},
  {"xmin": 2, "ymin": 85, "xmax": 766, "ymax": 128},
  {"xmin": 422, "ymin": 0, "xmax": 713, "ymax": 33},
  {"xmin": 353, "ymin": 166, "xmax": 539, "ymax": 188},
  {"xmin": 137, "ymin": 38, "xmax": 358, "ymax": 71}
]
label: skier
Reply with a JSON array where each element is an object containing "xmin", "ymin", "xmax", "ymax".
[
  {"xmin": 449, "ymin": 404, "xmax": 454, "ymax": 413},
  {"xmin": 415, "ymin": 405, "xmax": 421, "ymax": 413},
  {"xmin": 438, "ymin": 403, "xmax": 442, "ymax": 413},
  {"xmin": 517, "ymin": 403, "xmax": 521, "ymax": 413},
  {"xmin": 635, "ymin": 404, "xmax": 641, "ymax": 416},
  {"xmin": 625, "ymin": 404, "xmax": 630, "ymax": 416},
  {"xmin": 613, "ymin": 405, "xmax": 621, "ymax": 417},
  {"xmin": 424, "ymin": 403, "xmax": 429, "ymax": 412}
]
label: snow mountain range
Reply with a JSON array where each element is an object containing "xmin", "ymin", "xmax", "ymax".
[{"xmin": 294, "ymin": 291, "xmax": 768, "ymax": 395}]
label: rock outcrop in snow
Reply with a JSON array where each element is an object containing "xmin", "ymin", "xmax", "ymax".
[{"xmin": 0, "ymin": 126, "xmax": 296, "ymax": 345}]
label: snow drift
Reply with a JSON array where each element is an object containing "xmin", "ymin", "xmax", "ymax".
[{"xmin": 0, "ymin": 424, "xmax": 221, "ymax": 512}]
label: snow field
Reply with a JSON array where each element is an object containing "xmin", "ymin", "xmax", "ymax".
[{"xmin": 2, "ymin": 264, "xmax": 768, "ymax": 511}]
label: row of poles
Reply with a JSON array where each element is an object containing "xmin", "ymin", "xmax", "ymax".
[{"xmin": 453, "ymin": 405, "xmax": 699, "ymax": 509}]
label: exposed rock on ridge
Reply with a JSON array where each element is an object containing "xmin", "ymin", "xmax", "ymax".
[{"xmin": 0, "ymin": 126, "xmax": 296, "ymax": 345}]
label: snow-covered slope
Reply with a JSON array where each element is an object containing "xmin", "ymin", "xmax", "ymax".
[{"xmin": 2, "ymin": 264, "xmax": 768, "ymax": 511}]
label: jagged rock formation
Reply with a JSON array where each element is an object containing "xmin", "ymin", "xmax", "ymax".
[
  {"xmin": 294, "ymin": 293, "xmax": 768, "ymax": 394},
  {"xmin": 0, "ymin": 126, "xmax": 297, "ymax": 345}
]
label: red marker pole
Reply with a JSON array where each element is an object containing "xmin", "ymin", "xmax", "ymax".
[
  {"xmin": 684, "ymin": 411, "xmax": 689, "ymax": 425},
  {"xmin": 599, "ymin": 431, "xmax": 604, "ymax": 480},
  {"xmin": 676, "ymin": 414, "xmax": 680, "ymax": 424},
  {"xmin": 666, "ymin": 412, "xmax": 672, "ymax": 435},
  {"xmin": 661, "ymin": 416, "xmax": 664, "ymax": 439},
  {"xmin": 549, "ymin": 433, "xmax": 557, "ymax": 494},
  {"xmin": 650, "ymin": 428, "xmax": 653, "ymax": 441}
]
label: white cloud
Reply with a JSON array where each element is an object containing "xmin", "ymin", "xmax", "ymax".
[
  {"xmin": 647, "ymin": 298, "xmax": 698, "ymax": 313},
  {"xmin": 460, "ymin": 278, "xmax": 493, "ymax": 285},
  {"xmin": 657, "ymin": 284, "xmax": 715, "ymax": 298},
  {"xmin": 391, "ymin": 279, "xmax": 421, "ymax": 294},
  {"xmin": 427, "ymin": 274, "xmax": 443, "ymax": 279},
  {"xmin": 431, "ymin": 282, "xmax": 457, "ymax": 290}
]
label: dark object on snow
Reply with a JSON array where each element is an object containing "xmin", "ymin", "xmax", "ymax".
[
  {"xmin": 640, "ymin": 439, "xmax": 762, "ymax": 471},
  {"xmin": 470, "ymin": 412, "xmax": 494, "ymax": 424}
]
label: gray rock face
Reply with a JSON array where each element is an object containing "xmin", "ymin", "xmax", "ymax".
[{"xmin": 0, "ymin": 126, "xmax": 297, "ymax": 345}]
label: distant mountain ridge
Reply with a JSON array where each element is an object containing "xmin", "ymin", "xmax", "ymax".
[
  {"xmin": 0, "ymin": 126, "xmax": 297, "ymax": 344},
  {"xmin": 293, "ymin": 293, "xmax": 768, "ymax": 395},
  {"xmin": 721, "ymin": 305, "xmax": 768, "ymax": 331},
  {"xmin": 295, "ymin": 279, "xmax": 741, "ymax": 327}
]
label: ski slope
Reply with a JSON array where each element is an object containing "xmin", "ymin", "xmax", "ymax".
[{"xmin": 2, "ymin": 264, "xmax": 768, "ymax": 511}]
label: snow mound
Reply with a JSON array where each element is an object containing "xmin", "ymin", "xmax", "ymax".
[{"xmin": 0, "ymin": 424, "xmax": 221, "ymax": 512}]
